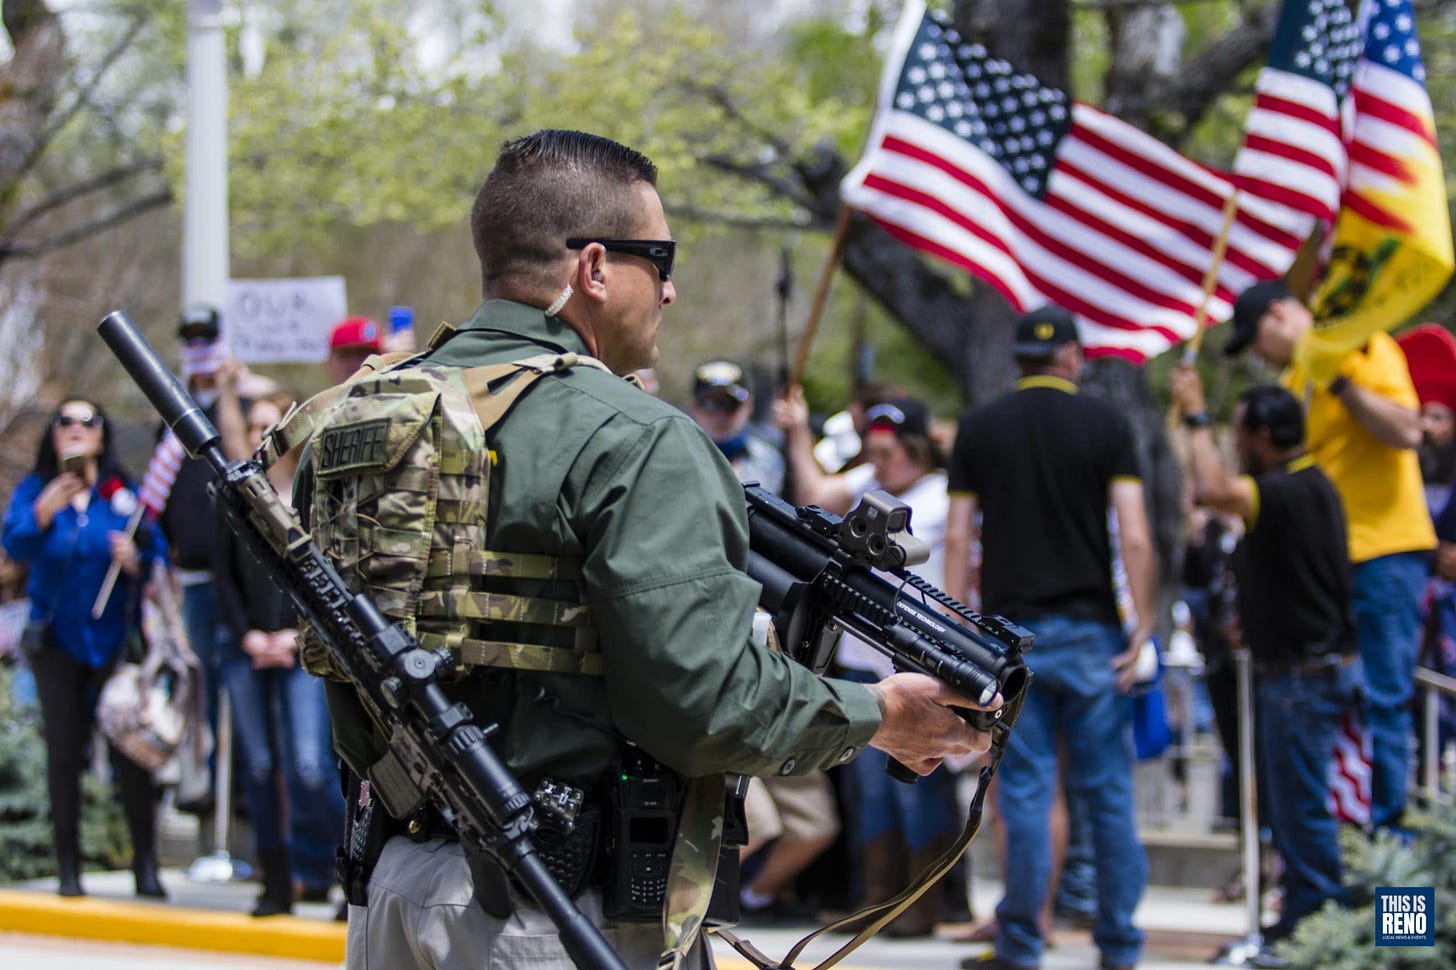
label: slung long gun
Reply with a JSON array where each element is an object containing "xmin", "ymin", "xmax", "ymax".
[
  {"xmin": 98, "ymin": 310, "xmax": 628, "ymax": 970},
  {"xmin": 744, "ymin": 484, "xmax": 1032, "ymax": 780}
]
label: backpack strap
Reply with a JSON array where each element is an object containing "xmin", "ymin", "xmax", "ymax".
[{"xmin": 255, "ymin": 351, "xmax": 419, "ymax": 469}]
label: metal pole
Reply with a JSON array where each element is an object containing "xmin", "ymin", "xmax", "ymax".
[
  {"xmin": 1214, "ymin": 647, "xmax": 1263, "ymax": 965},
  {"xmin": 1424, "ymin": 685, "xmax": 1439, "ymax": 804},
  {"xmin": 184, "ymin": 0, "xmax": 229, "ymax": 313},
  {"xmin": 186, "ymin": 689, "xmax": 252, "ymax": 882}
]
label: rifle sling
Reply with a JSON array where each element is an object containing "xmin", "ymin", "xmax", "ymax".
[{"xmin": 713, "ymin": 681, "xmax": 1027, "ymax": 970}]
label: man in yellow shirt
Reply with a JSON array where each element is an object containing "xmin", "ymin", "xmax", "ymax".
[{"xmin": 1224, "ymin": 280, "xmax": 1434, "ymax": 831}]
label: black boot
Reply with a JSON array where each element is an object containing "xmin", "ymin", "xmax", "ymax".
[
  {"xmin": 55, "ymin": 844, "xmax": 84, "ymax": 898},
  {"xmin": 112, "ymin": 749, "xmax": 165, "ymax": 899},
  {"xmin": 133, "ymin": 853, "xmax": 166, "ymax": 899},
  {"xmin": 253, "ymin": 847, "xmax": 295, "ymax": 917}
]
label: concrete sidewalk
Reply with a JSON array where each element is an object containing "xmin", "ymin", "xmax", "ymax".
[{"xmin": 0, "ymin": 866, "xmax": 1257, "ymax": 970}]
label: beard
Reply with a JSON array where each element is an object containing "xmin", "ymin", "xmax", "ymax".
[{"xmin": 1420, "ymin": 435, "xmax": 1456, "ymax": 486}]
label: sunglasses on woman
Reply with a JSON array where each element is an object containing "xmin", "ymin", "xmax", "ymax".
[{"xmin": 53, "ymin": 412, "xmax": 104, "ymax": 429}]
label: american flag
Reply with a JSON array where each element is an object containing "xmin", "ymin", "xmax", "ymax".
[
  {"xmin": 137, "ymin": 431, "xmax": 185, "ymax": 517},
  {"xmin": 1246, "ymin": 0, "xmax": 1452, "ymax": 362},
  {"xmin": 840, "ymin": 0, "xmax": 1313, "ymax": 364},
  {"xmin": 1232, "ymin": 0, "xmax": 1362, "ymax": 224},
  {"xmin": 1327, "ymin": 708, "xmax": 1372, "ymax": 826}
]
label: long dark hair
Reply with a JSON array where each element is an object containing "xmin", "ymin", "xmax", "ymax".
[{"xmin": 33, "ymin": 397, "xmax": 133, "ymax": 485}]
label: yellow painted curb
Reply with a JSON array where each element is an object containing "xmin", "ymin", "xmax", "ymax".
[{"xmin": 0, "ymin": 888, "xmax": 344, "ymax": 963}]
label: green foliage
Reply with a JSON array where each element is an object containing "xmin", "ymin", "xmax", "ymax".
[
  {"xmin": 0, "ymin": 665, "xmax": 130, "ymax": 882},
  {"xmin": 1280, "ymin": 804, "xmax": 1456, "ymax": 970}
]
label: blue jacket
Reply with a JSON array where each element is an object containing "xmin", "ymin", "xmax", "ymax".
[{"xmin": 3, "ymin": 473, "xmax": 167, "ymax": 668}]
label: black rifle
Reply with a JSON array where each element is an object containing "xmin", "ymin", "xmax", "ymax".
[
  {"xmin": 98, "ymin": 310, "xmax": 628, "ymax": 970},
  {"xmin": 744, "ymin": 484, "xmax": 1032, "ymax": 779}
]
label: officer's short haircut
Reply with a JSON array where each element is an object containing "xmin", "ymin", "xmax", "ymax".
[
  {"xmin": 471, "ymin": 130, "xmax": 659, "ymax": 297},
  {"xmin": 1237, "ymin": 384, "xmax": 1305, "ymax": 449}
]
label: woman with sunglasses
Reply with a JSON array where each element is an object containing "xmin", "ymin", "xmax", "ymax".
[{"xmin": 2, "ymin": 397, "xmax": 169, "ymax": 898}]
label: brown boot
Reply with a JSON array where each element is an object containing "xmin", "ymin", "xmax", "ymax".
[
  {"xmin": 883, "ymin": 838, "xmax": 948, "ymax": 938},
  {"xmin": 830, "ymin": 832, "xmax": 901, "ymax": 935}
]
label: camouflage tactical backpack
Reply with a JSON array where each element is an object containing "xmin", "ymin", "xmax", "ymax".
[{"xmin": 260, "ymin": 347, "xmax": 610, "ymax": 684}]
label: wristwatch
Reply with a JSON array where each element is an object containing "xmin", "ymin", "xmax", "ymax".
[{"xmin": 1182, "ymin": 411, "xmax": 1212, "ymax": 429}]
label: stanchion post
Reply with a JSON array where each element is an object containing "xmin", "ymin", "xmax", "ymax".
[
  {"xmin": 1214, "ymin": 647, "xmax": 1264, "ymax": 966},
  {"xmin": 1424, "ymin": 686, "xmax": 1439, "ymax": 804},
  {"xmin": 186, "ymin": 689, "xmax": 253, "ymax": 882}
]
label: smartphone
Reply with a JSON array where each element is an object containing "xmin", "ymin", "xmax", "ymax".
[{"xmin": 60, "ymin": 451, "xmax": 87, "ymax": 476}]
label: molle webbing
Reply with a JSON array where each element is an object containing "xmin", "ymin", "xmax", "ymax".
[{"xmin": 291, "ymin": 350, "xmax": 613, "ymax": 682}]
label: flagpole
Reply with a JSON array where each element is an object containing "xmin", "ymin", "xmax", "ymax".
[
  {"xmin": 92, "ymin": 503, "xmax": 147, "ymax": 620},
  {"xmin": 1183, "ymin": 191, "xmax": 1240, "ymax": 365},
  {"xmin": 790, "ymin": 204, "xmax": 853, "ymax": 388}
]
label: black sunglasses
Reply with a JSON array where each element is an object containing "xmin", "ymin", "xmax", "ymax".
[
  {"xmin": 53, "ymin": 412, "xmax": 103, "ymax": 429},
  {"xmin": 566, "ymin": 238, "xmax": 675, "ymax": 281}
]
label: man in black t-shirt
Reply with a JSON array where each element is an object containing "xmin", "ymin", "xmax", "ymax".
[
  {"xmin": 948, "ymin": 306, "xmax": 1154, "ymax": 970},
  {"xmin": 1172, "ymin": 367, "xmax": 1357, "ymax": 963}
]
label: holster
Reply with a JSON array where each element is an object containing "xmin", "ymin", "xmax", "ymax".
[
  {"xmin": 466, "ymin": 806, "xmax": 602, "ymax": 919},
  {"xmin": 337, "ymin": 771, "xmax": 391, "ymax": 907}
]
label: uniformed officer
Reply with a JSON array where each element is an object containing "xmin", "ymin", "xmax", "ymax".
[{"xmin": 322, "ymin": 130, "xmax": 997, "ymax": 969}]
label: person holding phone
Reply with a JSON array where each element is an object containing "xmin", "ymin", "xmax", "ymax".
[{"xmin": 2, "ymin": 397, "xmax": 169, "ymax": 898}]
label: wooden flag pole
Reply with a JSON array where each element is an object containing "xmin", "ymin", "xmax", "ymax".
[
  {"xmin": 1183, "ymin": 191, "xmax": 1241, "ymax": 365},
  {"xmin": 790, "ymin": 204, "xmax": 853, "ymax": 388},
  {"xmin": 1169, "ymin": 191, "xmax": 1240, "ymax": 429}
]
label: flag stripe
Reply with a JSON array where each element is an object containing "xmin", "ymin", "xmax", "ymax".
[
  {"xmin": 880, "ymin": 133, "xmax": 1232, "ymax": 321},
  {"xmin": 872, "ymin": 133, "xmax": 1195, "ymax": 330},
  {"xmin": 1242, "ymin": 132, "xmax": 1341, "ymax": 182},
  {"xmin": 868, "ymin": 126, "xmax": 1217, "ymax": 339}
]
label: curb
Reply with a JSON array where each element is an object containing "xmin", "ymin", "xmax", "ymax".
[{"xmin": 0, "ymin": 888, "xmax": 344, "ymax": 963}]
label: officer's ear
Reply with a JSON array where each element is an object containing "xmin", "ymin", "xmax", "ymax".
[{"xmin": 577, "ymin": 244, "xmax": 610, "ymax": 302}]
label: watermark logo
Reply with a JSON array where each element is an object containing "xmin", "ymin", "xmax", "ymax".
[{"xmin": 1374, "ymin": 887, "xmax": 1435, "ymax": 946}]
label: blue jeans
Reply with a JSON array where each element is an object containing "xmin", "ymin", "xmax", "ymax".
[
  {"xmin": 994, "ymin": 616, "xmax": 1146, "ymax": 969},
  {"xmin": 220, "ymin": 645, "xmax": 345, "ymax": 888},
  {"xmin": 180, "ymin": 581, "xmax": 226, "ymax": 749},
  {"xmin": 838, "ymin": 668, "xmax": 954, "ymax": 853},
  {"xmin": 1256, "ymin": 659, "xmax": 1360, "ymax": 938},
  {"xmin": 1352, "ymin": 552, "xmax": 1425, "ymax": 829}
]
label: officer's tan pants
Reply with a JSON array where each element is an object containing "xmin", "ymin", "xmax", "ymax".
[{"xmin": 347, "ymin": 836, "xmax": 717, "ymax": 970}]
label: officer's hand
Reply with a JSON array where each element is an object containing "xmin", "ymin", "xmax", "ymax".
[{"xmin": 866, "ymin": 672, "xmax": 997, "ymax": 776}]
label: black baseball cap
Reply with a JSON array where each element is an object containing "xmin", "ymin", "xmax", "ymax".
[
  {"xmin": 864, "ymin": 397, "xmax": 930, "ymax": 438},
  {"xmin": 178, "ymin": 304, "xmax": 221, "ymax": 342},
  {"xmin": 1012, "ymin": 306, "xmax": 1079, "ymax": 358},
  {"xmin": 693, "ymin": 360, "xmax": 750, "ymax": 403},
  {"xmin": 1225, "ymin": 280, "xmax": 1290, "ymax": 357}
]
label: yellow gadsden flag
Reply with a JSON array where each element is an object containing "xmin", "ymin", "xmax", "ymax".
[{"xmin": 1298, "ymin": 0, "xmax": 1453, "ymax": 381}]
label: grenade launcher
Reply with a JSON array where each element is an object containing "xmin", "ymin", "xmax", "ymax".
[{"xmin": 744, "ymin": 484, "xmax": 1032, "ymax": 779}]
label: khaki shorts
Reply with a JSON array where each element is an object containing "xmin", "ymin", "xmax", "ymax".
[{"xmin": 743, "ymin": 770, "xmax": 840, "ymax": 844}]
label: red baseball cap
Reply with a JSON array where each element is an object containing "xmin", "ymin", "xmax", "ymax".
[
  {"xmin": 1396, "ymin": 323, "xmax": 1456, "ymax": 411},
  {"xmin": 329, "ymin": 316, "xmax": 383, "ymax": 352}
]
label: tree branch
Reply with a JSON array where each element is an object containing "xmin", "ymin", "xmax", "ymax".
[
  {"xmin": 27, "ymin": 11, "xmax": 149, "ymax": 175},
  {"xmin": 699, "ymin": 153, "xmax": 816, "ymax": 211},
  {"xmin": 5, "ymin": 156, "xmax": 163, "ymax": 235},
  {"xmin": 663, "ymin": 203, "xmax": 811, "ymax": 232},
  {"xmin": 1105, "ymin": 2, "xmax": 1279, "ymax": 139},
  {"xmin": 0, "ymin": 187, "xmax": 172, "ymax": 260}
]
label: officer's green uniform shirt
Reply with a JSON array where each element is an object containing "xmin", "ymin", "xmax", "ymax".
[{"xmin": 322, "ymin": 300, "xmax": 882, "ymax": 792}]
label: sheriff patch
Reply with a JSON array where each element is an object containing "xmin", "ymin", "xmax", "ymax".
[{"xmin": 317, "ymin": 419, "xmax": 392, "ymax": 474}]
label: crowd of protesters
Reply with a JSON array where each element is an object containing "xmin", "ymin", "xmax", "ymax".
[{"xmin": 0, "ymin": 284, "xmax": 1450, "ymax": 970}]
